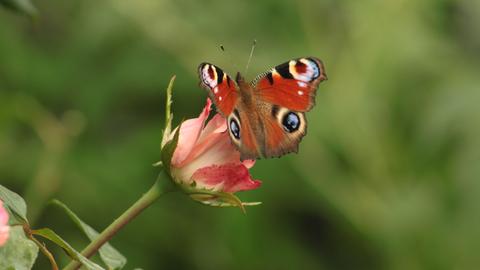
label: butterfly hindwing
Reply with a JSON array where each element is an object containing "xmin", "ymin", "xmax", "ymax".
[
  {"xmin": 198, "ymin": 63, "xmax": 238, "ymax": 116},
  {"xmin": 252, "ymin": 57, "xmax": 327, "ymax": 112},
  {"xmin": 226, "ymin": 100, "xmax": 308, "ymax": 160},
  {"xmin": 226, "ymin": 107, "xmax": 260, "ymax": 160},
  {"xmin": 262, "ymin": 105, "xmax": 307, "ymax": 158}
]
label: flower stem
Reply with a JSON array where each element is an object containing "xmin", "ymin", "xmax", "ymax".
[
  {"xmin": 63, "ymin": 174, "xmax": 175, "ymax": 270},
  {"xmin": 24, "ymin": 224, "xmax": 59, "ymax": 270}
]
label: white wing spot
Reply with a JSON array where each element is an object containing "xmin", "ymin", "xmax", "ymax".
[
  {"xmin": 214, "ymin": 87, "xmax": 219, "ymax": 94},
  {"xmin": 219, "ymin": 96, "xmax": 223, "ymax": 101},
  {"xmin": 297, "ymin": 81, "xmax": 307, "ymax": 87},
  {"xmin": 298, "ymin": 90, "xmax": 304, "ymax": 96}
]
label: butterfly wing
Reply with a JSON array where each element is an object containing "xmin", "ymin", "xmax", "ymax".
[
  {"xmin": 251, "ymin": 57, "xmax": 327, "ymax": 112},
  {"xmin": 248, "ymin": 57, "xmax": 327, "ymax": 158},
  {"xmin": 261, "ymin": 105, "xmax": 307, "ymax": 158},
  {"xmin": 198, "ymin": 63, "xmax": 260, "ymax": 159},
  {"xmin": 198, "ymin": 63, "xmax": 239, "ymax": 116},
  {"xmin": 226, "ymin": 102, "xmax": 308, "ymax": 160},
  {"xmin": 226, "ymin": 107, "xmax": 261, "ymax": 160}
]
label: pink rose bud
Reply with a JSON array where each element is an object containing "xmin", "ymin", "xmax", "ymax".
[{"xmin": 168, "ymin": 99, "xmax": 261, "ymax": 193}]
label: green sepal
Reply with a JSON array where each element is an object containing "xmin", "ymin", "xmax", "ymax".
[
  {"xmin": 50, "ymin": 200, "xmax": 127, "ymax": 270},
  {"xmin": 161, "ymin": 75, "xmax": 176, "ymax": 149},
  {"xmin": 161, "ymin": 123, "xmax": 181, "ymax": 176},
  {"xmin": 181, "ymin": 185, "xmax": 261, "ymax": 213},
  {"xmin": 32, "ymin": 228, "xmax": 105, "ymax": 270},
  {"xmin": 0, "ymin": 184, "xmax": 29, "ymax": 224}
]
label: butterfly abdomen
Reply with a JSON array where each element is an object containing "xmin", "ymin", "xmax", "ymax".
[{"xmin": 236, "ymin": 72, "xmax": 255, "ymax": 107}]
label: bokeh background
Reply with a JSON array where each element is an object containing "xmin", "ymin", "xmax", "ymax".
[{"xmin": 1, "ymin": 0, "xmax": 480, "ymax": 269}]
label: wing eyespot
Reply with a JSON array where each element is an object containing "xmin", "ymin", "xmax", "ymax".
[
  {"xmin": 288, "ymin": 58, "xmax": 321, "ymax": 82},
  {"xmin": 274, "ymin": 107, "xmax": 305, "ymax": 134},
  {"xmin": 228, "ymin": 112, "xmax": 241, "ymax": 141},
  {"xmin": 200, "ymin": 64, "xmax": 218, "ymax": 88},
  {"xmin": 229, "ymin": 118, "xmax": 241, "ymax": 139},
  {"xmin": 282, "ymin": 112, "xmax": 301, "ymax": 133}
]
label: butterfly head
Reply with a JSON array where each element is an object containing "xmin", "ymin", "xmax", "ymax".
[
  {"xmin": 235, "ymin": 72, "xmax": 246, "ymax": 85},
  {"xmin": 235, "ymin": 72, "xmax": 253, "ymax": 96}
]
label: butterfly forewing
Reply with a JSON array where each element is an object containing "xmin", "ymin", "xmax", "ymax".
[
  {"xmin": 198, "ymin": 63, "xmax": 239, "ymax": 116},
  {"xmin": 252, "ymin": 57, "xmax": 327, "ymax": 112}
]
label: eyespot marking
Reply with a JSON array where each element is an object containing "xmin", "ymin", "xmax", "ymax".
[
  {"xmin": 201, "ymin": 64, "xmax": 217, "ymax": 88},
  {"xmin": 229, "ymin": 118, "xmax": 240, "ymax": 139},
  {"xmin": 289, "ymin": 58, "xmax": 320, "ymax": 82},
  {"xmin": 295, "ymin": 61, "xmax": 307, "ymax": 74},
  {"xmin": 282, "ymin": 112, "xmax": 300, "ymax": 133},
  {"xmin": 303, "ymin": 58, "xmax": 320, "ymax": 80},
  {"xmin": 208, "ymin": 65, "xmax": 215, "ymax": 79}
]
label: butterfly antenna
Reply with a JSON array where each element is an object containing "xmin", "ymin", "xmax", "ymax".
[{"xmin": 245, "ymin": 39, "xmax": 257, "ymax": 77}]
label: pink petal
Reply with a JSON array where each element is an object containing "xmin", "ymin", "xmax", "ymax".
[
  {"xmin": 0, "ymin": 225, "xmax": 9, "ymax": 246},
  {"xmin": 172, "ymin": 131, "xmax": 244, "ymax": 183},
  {"xmin": 177, "ymin": 114, "xmax": 227, "ymax": 167},
  {"xmin": 242, "ymin": 159, "xmax": 256, "ymax": 169},
  {"xmin": 0, "ymin": 201, "xmax": 8, "ymax": 226},
  {"xmin": 199, "ymin": 114, "xmax": 227, "ymax": 138},
  {"xmin": 192, "ymin": 163, "xmax": 261, "ymax": 193},
  {"xmin": 0, "ymin": 201, "xmax": 9, "ymax": 246},
  {"xmin": 171, "ymin": 99, "xmax": 212, "ymax": 166}
]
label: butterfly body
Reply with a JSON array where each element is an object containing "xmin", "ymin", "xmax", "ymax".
[{"xmin": 199, "ymin": 57, "xmax": 327, "ymax": 160}]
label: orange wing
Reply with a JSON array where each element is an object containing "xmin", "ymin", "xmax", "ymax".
[
  {"xmin": 199, "ymin": 63, "xmax": 239, "ymax": 116},
  {"xmin": 252, "ymin": 57, "xmax": 327, "ymax": 112}
]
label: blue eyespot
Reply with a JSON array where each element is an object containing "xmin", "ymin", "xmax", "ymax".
[
  {"xmin": 230, "ymin": 119, "xmax": 240, "ymax": 139},
  {"xmin": 282, "ymin": 112, "xmax": 300, "ymax": 132}
]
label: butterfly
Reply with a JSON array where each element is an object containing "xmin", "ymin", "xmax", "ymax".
[{"xmin": 198, "ymin": 57, "xmax": 327, "ymax": 160}]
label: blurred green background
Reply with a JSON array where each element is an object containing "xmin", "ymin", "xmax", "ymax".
[{"xmin": 1, "ymin": 0, "xmax": 480, "ymax": 269}]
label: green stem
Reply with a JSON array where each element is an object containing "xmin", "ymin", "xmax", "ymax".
[
  {"xmin": 63, "ymin": 175, "xmax": 175, "ymax": 270},
  {"xmin": 24, "ymin": 224, "xmax": 59, "ymax": 270}
]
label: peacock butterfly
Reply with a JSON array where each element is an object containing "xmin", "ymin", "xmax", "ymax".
[{"xmin": 198, "ymin": 57, "xmax": 327, "ymax": 160}]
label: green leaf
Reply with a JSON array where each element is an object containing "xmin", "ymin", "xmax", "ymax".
[
  {"xmin": 0, "ymin": 184, "xmax": 28, "ymax": 224},
  {"xmin": 0, "ymin": 0, "xmax": 37, "ymax": 17},
  {"xmin": 0, "ymin": 226, "xmax": 39, "ymax": 270},
  {"xmin": 32, "ymin": 228, "xmax": 105, "ymax": 270},
  {"xmin": 51, "ymin": 200, "xmax": 127, "ymax": 270},
  {"xmin": 161, "ymin": 123, "xmax": 181, "ymax": 176}
]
